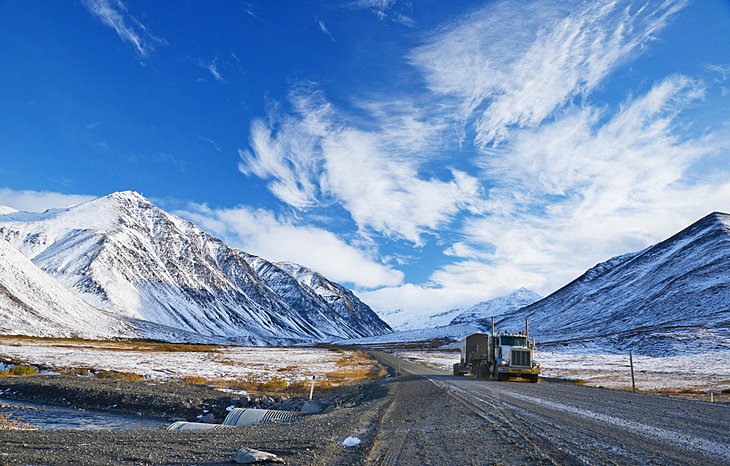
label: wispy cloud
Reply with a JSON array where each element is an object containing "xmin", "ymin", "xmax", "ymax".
[
  {"xmin": 239, "ymin": 88, "xmax": 482, "ymax": 244},
  {"xmin": 346, "ymin": 0, "xmax": 414, "ymax": 26},
  {"xmin": 315, "ymin": 18, "xmax": 336, "ymax": 42},
  {"xmin": 242, "ymin": 2, "xmax": 265, "ymax": 22},
  {"xmin": 456, "ymin": 75, "xmax": 729, "ymax": 294},
  {"xmin": 0, "ymin": 188, "xmax": 96, "ymax": 213},
  {"xmin": 177, "ymin": 203, "xmax": 404, "ymax": 288},
  {"xmin": 411, "ymin": 0, "xmax": 687, "ymax": 146},
  {"xmin": 205, "ymin": 58, "xmax": 223, "ymax": 82},
  {"xmin": 82, "ymin": 0, "xmax": 165, "ymax": 58},
  {"xmin": 197, "ymin": 135, "xmax": 222, "ymax": 152},
  {"xmin": 237, "ymin": 0, "xmax": 729, "ymax": 314}
]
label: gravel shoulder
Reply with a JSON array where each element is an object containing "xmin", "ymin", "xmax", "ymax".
[
  {"xmin": 0, "ymin": 375, "xmax": 248, "ymax": 422},
  {"xmin": 0, "ymin": 375, "xmax": 389, "ymax": 465}
]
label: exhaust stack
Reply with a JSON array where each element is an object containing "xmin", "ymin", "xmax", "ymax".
[
  {"xmin": 525, "ymin": 318, "xmax": 529, "ymax": 340},
  {"xmin": 491, "ymin": 316, "xmax": 495, "ymax": 337}
]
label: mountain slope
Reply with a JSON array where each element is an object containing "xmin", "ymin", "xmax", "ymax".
[
  {"xmin": 0, "ymin": 191, "xmax": 390, "ymax": 344},
  {"xmin": 277, "ymin": 261, "xmax": 392, "ymax": 335},
  {"xmin": 0, "ymin": 238, "xmax": 130, "ymax": 339},
  {"xmin": 497, "ymin": 212, "xmax": 730, "ymax": 354}
]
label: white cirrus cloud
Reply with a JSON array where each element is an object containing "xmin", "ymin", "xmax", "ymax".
[
  {"xmin": 346, "ymin": 0, "xmax": 413, "ymax": 26},
  {"xmin": 361, "ymin": 74, "xmax": 730, "ymax": 313},
  {"xmin": 315, "ymin": 18, "xmax": 336, "ymax": 42},
  {"xmin": 461, "ymin": 74, "xmax": 730, "ymax": 294},
  {"xmin": 239, "ymin": 88, "xmax": 483, "ymax": 244},
  {"xmin": 177, "ymin": 203, "xmax": 404, "ymax": 289},
  {"xmin": 82, "ymin": 0, "xmax": 165, "ymax": 58},
  {"xmin": 0, "ymin": 188, "xmax": 96, "ymax": 213},
  {"xmin": 410, "ymin": 0, "xmax": 687, "ymax": 146}
]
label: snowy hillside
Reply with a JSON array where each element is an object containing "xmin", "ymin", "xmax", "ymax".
[
  {"xmin": 277, "ymin": 262, "xmax": 391, "ymax": 335},
  {"xmin": 497, "ymin": 212, "xmax": 730, "ymax": 355},
  {"xmin": 0, "ymin": 191, "xmax": 390, "ymax": 344},
  {"xmin": 0, "ymin": 238, "xmax": 130, "ymax": 339},
  {"xmin": 450, "ymin": 288, "xmax": 542, "ymax": 326}
]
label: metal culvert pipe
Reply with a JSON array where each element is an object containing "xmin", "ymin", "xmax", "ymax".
[
  {"xmin": 166, "ymin": 421, "xmax": 232, "ymax": 431},
  {"xmin": 222, "ymin": 408, "xmax": 301, "ymax": 427}
]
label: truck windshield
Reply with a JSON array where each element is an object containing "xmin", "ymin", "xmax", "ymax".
[{"xmin": 499, "ymin": 336, "xmax": 528, "ymax": 347}]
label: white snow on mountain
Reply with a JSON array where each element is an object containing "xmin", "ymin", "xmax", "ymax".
[
  {"xmin": 0, "ymin": 191, "xmax": 390, "ymax": 344},
  {"xmin": 0, "ymin": 237, "xmax": 130, "ymax": 339},
  {"xmin": 496, "ymin": 212, "xmax": 730, "ymax": 355},
  {"xmin": 450, "ymin": 288, "xmax": 542, "ymax": 326}
]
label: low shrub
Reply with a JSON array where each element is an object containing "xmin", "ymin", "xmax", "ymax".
[
  {"xmin": 722, "ymin": 388, "xmax": 730, "ymax": 394},
  {"xmin": 0, "ymin": 414, "xmax": 32, "ymax": 430},
  {"xmin": 257, "ymin": 376, "xmax": 288, "ymax": 391},
  {"xmin": 182, "ymin": 375, "xmax": 207, "ymax": 385},
  {"xmin": 8, "ymin": 365, "xmax": 38, "ymax": 376},
  {"xmin": 94, "ymin": 370, "xmax": 144, "ymax": 381}
]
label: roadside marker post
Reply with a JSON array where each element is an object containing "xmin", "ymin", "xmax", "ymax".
[
  {"xmin": 711, "ymin": 392, "xmax": 714, "ymax": 403},
  {"xmin": 309, "ymin": 376, "xmax": 316, "ymax": 400},
  {"xmin": 629, "ymin": 350, "xmax": 636, "ymax": 392}
]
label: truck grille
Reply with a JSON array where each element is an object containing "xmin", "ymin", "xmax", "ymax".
[{"xmin": 511, "ymin": 350, "xmax": 530, "ymax": 367}]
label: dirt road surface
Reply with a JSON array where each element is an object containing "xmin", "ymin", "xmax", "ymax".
[{"xmin": 369, "ymin": 351, "xmax": 730, "ymax": 466}]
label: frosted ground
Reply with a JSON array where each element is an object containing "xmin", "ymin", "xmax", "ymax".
[
  {"xmin": 0, "ymin": 337, "xmax": 375, "ymax": 384},
  {"xmin": 394, "ymin": 349, "xmax": 730, "ymax": 396}
]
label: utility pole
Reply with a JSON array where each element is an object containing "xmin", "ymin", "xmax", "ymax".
[{"xmin": 629, "ymin": 350, "xmax": 636, "ymax": 392}]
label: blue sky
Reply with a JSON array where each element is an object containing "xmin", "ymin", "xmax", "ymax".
[{"xmin": 2, "ymin": 0, "xmax": 730, "ymax": 313}]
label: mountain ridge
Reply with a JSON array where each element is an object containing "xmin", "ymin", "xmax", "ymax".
[
  {"xmin": 496, "ymin": 211, "xmax": 730, "ymax": 354},
  {"xmin": 0, "ymin": 191, "xmax": 390, "ymax": 344}
]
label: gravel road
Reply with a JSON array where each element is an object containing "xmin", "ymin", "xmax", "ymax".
[{"xmin": 370, "ymin": 350, "xmax": 730, "ymax": 466}]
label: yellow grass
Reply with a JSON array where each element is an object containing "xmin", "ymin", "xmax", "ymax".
[{"xmin": 0, "ymin": 335, "xmax": 222, "ymax": 353}]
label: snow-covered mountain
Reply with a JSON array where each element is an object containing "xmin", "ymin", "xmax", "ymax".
[
  {"xmin": 497, "ymin": 212, "xmax": 730, "ymax": 354},
  {"xmin": 450, "ymin": 288, "xmax": 542, "ymax": 326},
  {"xmin": 0, "ymin": 191, "xmax": 390, "ymax": 344}
]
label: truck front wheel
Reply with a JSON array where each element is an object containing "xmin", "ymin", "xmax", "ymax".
[{"xmin": 529, "ymin": 375, "xmax": 538, "ymax": 383}]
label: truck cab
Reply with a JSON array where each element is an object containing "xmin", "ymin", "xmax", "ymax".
[{"xmin": 493, "ymin": 333, "xmax": 540, "ymax": 382}]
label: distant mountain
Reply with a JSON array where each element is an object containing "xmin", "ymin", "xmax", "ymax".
[
  {"xmin": 0, "ymin": 191, "xmax": 390, "ymax": 344},
  {"xmin": 450, "ymin": 288, "xmax": 542, "ymax": 327},
  {"xmin": 341, "ymin": 288, "xmax": 541, "ymax": 345},
  {"xmin": 497, "ymin": 212, "xmax": 730, "ymax": 354},
  {"xmin": 372, "ymin": 307, "xmax": 465, "ymax": 331}
]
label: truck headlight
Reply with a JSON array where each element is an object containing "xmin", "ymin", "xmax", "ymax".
[
  {"xmin": 532, "ymin": 361, "xmax": 540, "ymax": 368},
  {"xmin": 499, "ymin": 359, "xmax": 509, "ymax": 366}
]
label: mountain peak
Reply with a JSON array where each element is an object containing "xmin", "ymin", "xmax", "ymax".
[
  {"xmin": 450, "ymin": 288, "xmax": 542, "ymax": 326},
  {"xmin": 707, "ymin": 211, "xmax": 730, "ymax": 230},
  {"xmin": 99, "ymin": 190, "xmax": 152, "ymax": 206}
]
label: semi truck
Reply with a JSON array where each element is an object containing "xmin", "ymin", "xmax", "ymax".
[{"xmin": 453, "ymin": 317, "xmax": 540, "ymax": 383}]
